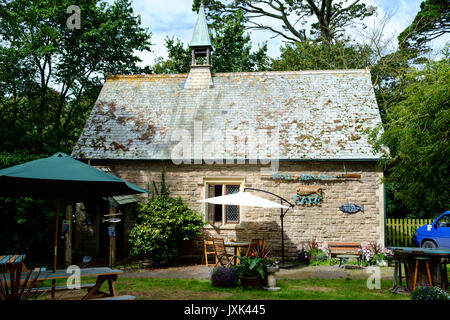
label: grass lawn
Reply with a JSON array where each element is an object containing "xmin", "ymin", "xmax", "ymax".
[
  {"xmin": 33, "ymin": 263, "xmax": 450, "ymax": 300},
  {"xmin": 38, "ymin": 277, "xmax": 410, "ymax": 300}
]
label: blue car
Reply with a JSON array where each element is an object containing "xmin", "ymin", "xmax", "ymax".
[{"xmin": 412, "ymin": 211, "xmax": 450, "ymax": 248}]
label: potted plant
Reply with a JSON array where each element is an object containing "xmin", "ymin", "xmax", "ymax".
[{"xmin": 235, "ymin": 253, "xmax": 267, "ymax": 289}]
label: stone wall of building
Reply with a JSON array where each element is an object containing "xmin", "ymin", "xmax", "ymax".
[{"xmin": 97, "ymin": 161, "xmax": 384, "ymax": 261}]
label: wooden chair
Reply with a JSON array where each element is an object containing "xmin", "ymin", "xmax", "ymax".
[
  {"xmin": 244, "ymin": 239, "xmax": 266, "ymax": 257},
  {"xmin": 212, "ymin": 238, "xmax": 236, "ymax": 267},
  {"xmin": 202, "ymin": 240, "xmax": 217, "ymax": 266}
]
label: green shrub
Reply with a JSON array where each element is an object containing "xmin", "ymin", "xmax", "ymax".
[{"xmin": 128, "ymin": 177, "xmax": 204, "ymax": 265}]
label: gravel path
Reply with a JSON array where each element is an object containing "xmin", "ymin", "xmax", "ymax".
[{"xmin": 121, "ymin": 264, "xmax": 395, "ymax": 280}]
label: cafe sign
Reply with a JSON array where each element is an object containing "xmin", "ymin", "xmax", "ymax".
[
  {"xmin": 293, "ymin": 186, "xmax": 323, "ymax": 206},
  {"xmin": 270, "ymin": 172, "xmax": 361, "ymax": 182}
]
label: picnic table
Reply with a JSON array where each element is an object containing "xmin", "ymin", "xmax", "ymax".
[
  {"xmin": 0, "ymin": 255, "xmax": 26, "ymax": 272},
  {"xmin": 390, "ymin": 246, "xmax": 450, "ymax": 291},
  {"xmin": 1, "ymin": 267, "xmax": 123, "ymax": 300}
]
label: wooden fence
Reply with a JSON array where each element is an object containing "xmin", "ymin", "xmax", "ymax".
[{"xmin": 386, "ymin": 218, "xmax": 434, "ymax": 247}]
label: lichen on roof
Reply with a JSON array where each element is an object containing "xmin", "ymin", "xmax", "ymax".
[{"xmin": 72, "ymin": 69, "xmax": 383, "ymax": 161}]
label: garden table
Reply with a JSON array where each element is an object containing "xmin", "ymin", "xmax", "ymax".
[
  {"xmin": 389, "ymin": 247, "xmax": 450, "ymax": 291},
  {"xmin": 0, "ymin": 267, "xmax": 123, "ymax": 299},
  {"xmin": 224, "ymin": 241, "xmax": 250, "ymax": 265}
]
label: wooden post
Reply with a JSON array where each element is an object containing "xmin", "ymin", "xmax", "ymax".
[
  {"xmin": 64, "ymin": 204, "xmax": 72, "ymax": 267},
  {"xmin": 109, "ymin": 227, "xmax": 116, "ymax": 268},
  {"xmin": 52, "ymin": 197, "xmax": 59, "ymax": 299},
  {"xmin": 108, "ymin": 207, "xmax": 116, "ymax": 268}
]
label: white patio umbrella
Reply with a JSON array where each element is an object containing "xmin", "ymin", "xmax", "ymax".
[
  {"xmin": 198, "ymin": 191, "xmax": 289, "ymax": 209},
  {"xmin": 198, "ymin": 188, "xmax": 295, "ymax": 267}
]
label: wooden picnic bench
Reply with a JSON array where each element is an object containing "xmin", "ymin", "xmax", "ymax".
[
  {"xmin": 93, "ymin": 295, "xmax": 136, "ymax": 300},
  {"xmin": 1, "ymin": 267, "xmax": 123, "ymax": 300},
  {"xmin": 390, "ymin": 247, "xmax": 450, "ymax": 291},
  {"xmin": 0, "ymin": 255, "xmax": 27, "ymax": 272},
  {"xmin": 328, "ymin": 242, "xmax": 362, "ymax": 270}
]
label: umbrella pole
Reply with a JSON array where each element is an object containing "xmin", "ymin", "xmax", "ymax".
[
  {"xmin": 280, "ymin": 204, "xmax": 285, "ymax": 265},
  {"xmin": 52, "ymin": 197, "xmax": 59, "ymax": 299}
]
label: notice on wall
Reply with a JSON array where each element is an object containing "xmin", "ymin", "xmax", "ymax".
[{"xmin": 62, "ymin": 219, "xmax": 70, "ymax": 233}]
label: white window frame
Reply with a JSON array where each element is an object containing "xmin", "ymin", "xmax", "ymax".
[{"xmin": 203, "ymin": 177, "xmax": 245, "ymax": 226}]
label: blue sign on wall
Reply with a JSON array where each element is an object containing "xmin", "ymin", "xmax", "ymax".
[{"xmin": 293, "ymin": 194, "xmax": 323, "ymax": 206}]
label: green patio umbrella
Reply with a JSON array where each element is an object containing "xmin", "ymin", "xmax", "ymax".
[
  {"xmin": 0, "ymin": 152, "xmax": 149, "ymax": 297},
  {"xmin": 0, "ymin": 152, "xmax": 148, "ymax": 199}
]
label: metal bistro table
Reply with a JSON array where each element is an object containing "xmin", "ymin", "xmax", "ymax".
[
  {"xmin": 390, "ymin": 247, "xmax": 450, "ymax": 292},
  {"xmin": 224, "ymin": 241, "xmax": 250, "ymax": 265},
  {"xmin": 1, "ymin": 267, "xmax": 123, "ymax": 300}
]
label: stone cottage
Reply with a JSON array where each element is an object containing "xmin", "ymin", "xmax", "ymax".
[{"xmin": 71, "ymin": 5, "xmax": 385, "ymax": 261}]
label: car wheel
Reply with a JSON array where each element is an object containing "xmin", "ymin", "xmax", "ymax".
[{"xmin": 421, "ymin": 240, "xmax": 437, "ymax": 248}]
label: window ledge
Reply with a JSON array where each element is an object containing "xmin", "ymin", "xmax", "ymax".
[{"xmin": 204, "ymin": 223, "xmax": 245, "ymax": 231}]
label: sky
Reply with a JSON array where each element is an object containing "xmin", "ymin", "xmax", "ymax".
[{"xmin": 108, "ymin": 0, "xmax": 449, "ymax": 68}]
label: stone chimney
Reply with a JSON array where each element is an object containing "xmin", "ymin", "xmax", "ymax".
[{"xmin": 184, "ymin": 3, "xmax": 214, "ymax": 89}]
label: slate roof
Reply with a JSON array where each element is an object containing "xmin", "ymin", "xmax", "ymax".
[{"xmin": 71, "ymin": 69, "xmax": 383, "ymax": 161}]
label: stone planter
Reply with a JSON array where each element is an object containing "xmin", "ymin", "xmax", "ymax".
[
  {"xmin": 239, "ymin": 275, "xmax": 263, "ymax": 289},
  {"xmin": 376, "ymin": 258, "xmax": 387, "ymax": 267},
  {"xmin": 263, "ymin": 266, "xmax": 280, "ymax": 291}
]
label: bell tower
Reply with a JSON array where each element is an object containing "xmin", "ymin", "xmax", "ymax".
[{"xmin": 184, "ymin": 2, "xmax": 214, "ymax": 89}]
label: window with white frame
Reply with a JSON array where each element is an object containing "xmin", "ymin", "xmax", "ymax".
[{"xmin": 205, "ymin": 179, "xmax": 243, "ymax": 225}]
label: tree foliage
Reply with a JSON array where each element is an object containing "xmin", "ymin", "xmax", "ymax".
[
  {"xmin": 0, "ymin": 0, "xmax": 152, "ymax": 158},
  {"xmin": 153, "ymin": 9, "xmax": 270, "ymax": 73},
  {"xmin": 128, "ymin": 178, "xmax": 204, "ymax": 265},
  {"xmin": 0, "ymin": 0, "xmax": 152, "ymax": 264},
  {"xmin": 194, "ymin": 0, "xmax": 375, "ymax": 44},
  {"xmin": 272, "ymin": 38, "xmax": 371, "ymax": 70},
  {"xmin": 398, "ymin": 0, "xmax": 449, "ymax": 52},
  {"xmin": 369, "ymin": 53, "xmax": 450, "ymax": 218}
]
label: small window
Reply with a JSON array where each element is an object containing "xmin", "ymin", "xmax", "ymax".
[{"xmin": 205, "ymin": 179, "xmax": 243, "ymax": 225}]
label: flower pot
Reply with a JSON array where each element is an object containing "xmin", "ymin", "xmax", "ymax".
[{"xmin": 239, "ymin": 275, "xmax": 263, "ymax": 289}]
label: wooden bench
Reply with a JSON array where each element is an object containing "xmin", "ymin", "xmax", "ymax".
[
  {"xmin": 0, "ymin": 255, "xmax": 27, "ymax": 272},
  {"xmin": 328, "ymin": 242, "xmax": 362, "ymax": 269},
  {"xmin": 93, "ymin": 295, "xmax": 136, "ymax": 300},
  {"xmin": 30, "ymin": 283, "xmax": 96, "ymax": 293}
]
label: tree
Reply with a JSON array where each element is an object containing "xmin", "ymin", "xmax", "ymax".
[
  {"xmin": 369, "ymin": 52, "xmax": 450, "ymax": 218},
  {"xmin": 211, "ymin": 10, "xmax": 270, "ymax": 72},
  {"xmin": 370, "ymin": 0, "xmax": 449, "ymax": 122},
  {"xmin": 153, "ymin": 10, "xmax": 270, "ymax": 73},
  {"xmin": 272, "ymin": 38, "xmax": 372, "ymax": 71},
  {"xmin": 0, "ymin": 0, "xmax": 152, "ymax": 158},
  {"xmin": 0, "ymin": 0, "xmax": 152, "ymax": 265},
  {"xmin": 194, "ymin": 0, "xmax": 376, "ymax": 44},
  {"xmin": 398, "ymin": 0, "xmax": 449, "ymax": 52},
  {"xmin": 152, "ymin": 38, "xmax": 191, "ymax": 74}
]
